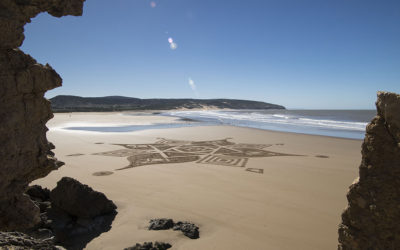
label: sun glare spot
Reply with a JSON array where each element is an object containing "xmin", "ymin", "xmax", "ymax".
[
  {"xmin": 188, "ymin": 78, "xmax": 196, "ymax": 90},
  {"xmin": 170, "ymin": 43, "xmax": 177, "ymax": 50},
  {"xmin": 168, "ymin": 37, "xmax": 178, "ymax": 50}
]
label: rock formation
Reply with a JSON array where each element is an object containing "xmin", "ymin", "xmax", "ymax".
[
  {"xmin": 338, "ymin": 91, "xmax": 400, "ymax": 249},
  {"xmin": 50, "ymin": 177, "xmax": 117, "ymax": 218},
  {"xmin": 25, "ymin": 179, "xmax": 117, "ymax": 249},
  {"xmin": 0, "ymin": 0, "xmax": 85, "ymax": 231},
  {"xmin": 0, "ymin": 231, "xmax": 59, "ymax": 250}
]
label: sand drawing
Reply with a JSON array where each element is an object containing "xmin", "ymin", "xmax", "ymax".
[
  {"xmin": 315, "ymin": 155, "xmax": 329, "ymax": 158},
  {"xmin": 93, "ymin": 138, "xmax": 301, "ymax": 174},
  {"xmin": 197, "ymin": 155, "xmax": 248, "ymax": 167},
  {"xmin": 66, "ymin": 153, "xmax": 85, "ymax": 157},
  {"xmin": 92, "ymin": 171, "xmax": 114, "ymax": 176},
  {"xmin": 246, "ymin": 168, "xmax": 264, "ymax": 174}
]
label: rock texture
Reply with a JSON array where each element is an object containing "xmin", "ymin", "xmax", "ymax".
[
  {"xmin": 0, "ymin": 0, "xmax": 85, "ymax": 231},
  {"xmin": 50, "ymin": 177, "xmax": 117, "ymax": 218},
  {"xmin": 26, "ymin": 185, "xmax": 51, "ymax": 202},
  {"xmin": 0, "ymin": 231, "xmax": 60, "ymax": 250},
  {"xmin": 172, "ymin": 222, "xmax": 200, "ymax": 239},
  {"xmin": 24, "ymin": 179, "xmax": 117, "ymax": 249},
  {"xmin": 148, "ymin": 219, "xmax": 174, "ymax": 231},
  {"xmin": 338, "ymin": 92, "xmax": 400, "ymax": 250},
  {"xmin": 124, "ymin": 242, "xmax": 172, "ymax": 250},
  {"xmin": 148, "ymin": 219, "xmax": 200, "ymax": 239}
]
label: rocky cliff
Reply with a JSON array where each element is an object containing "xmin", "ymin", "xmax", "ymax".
[
  {"xmin": 0, "ymin": 0, "xmax": 85, "ymax": 231},
  {"xmin": 338, "ymin": 92, "xmax": 400, "ymax": 249}
]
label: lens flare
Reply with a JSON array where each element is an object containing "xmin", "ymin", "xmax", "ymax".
[
  {"xmin": 170, "ymin": 42, "xmax": 178, "ymax": 50},
  {"xmin": 188, "ymin": 78, "xmax": 196, "ymax": 90},
  {"xmin": 188, "ymin": 77, "xmax": 198, "ymax": 97},
  {"xmin": 168, "ymin": 37, "xmax": 177, "ymax": 50}
]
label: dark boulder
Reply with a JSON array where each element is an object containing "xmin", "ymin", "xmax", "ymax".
[
  {"xmin": 48, "ymin": 177, "xmax": 117, "ymax": 249},
  {"xmin": 50, "ymin": 177, "xmax": 116, "ymax": 218},
  {"xmin": 23, "ymin": 180, "xmax": 118, "ymax": 249}
]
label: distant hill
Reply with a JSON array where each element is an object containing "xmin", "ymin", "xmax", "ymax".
[{"xmin": 50, "ymin": 95, "xmax": 285, "ymax": 112}]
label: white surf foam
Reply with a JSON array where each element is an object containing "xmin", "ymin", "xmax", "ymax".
[{"xmin": 164, "ymin": 110, "xmax": 368, "ymax": 132}]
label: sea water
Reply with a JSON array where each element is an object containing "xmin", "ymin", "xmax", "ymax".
[
  {"xmin": 161, "ymin": 109, "xmax": 376, "ymax": 139},
  {"xmin": 66, "ymin": 109, "xmax": 376, "ymax": 140}
]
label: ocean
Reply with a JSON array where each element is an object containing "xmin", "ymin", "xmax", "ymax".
[
  {"xmin": 161, "ymin": 109, "xmax": 376, "ymax": 139},
  {"xmin": 65, "ymin": 109, "xmax": 376, "ymax": 140}
]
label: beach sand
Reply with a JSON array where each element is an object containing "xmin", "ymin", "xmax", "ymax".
[{"xmin": 34, "ymin": 112, "xmax": 362, "ymax": 250}]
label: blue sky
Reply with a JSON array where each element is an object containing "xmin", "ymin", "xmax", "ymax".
[{"xmin": 21, "ymin": 0, "xmax": 400, "ymax": 109}]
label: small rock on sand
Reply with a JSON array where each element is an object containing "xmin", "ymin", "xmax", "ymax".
[
  {"xmin": 148, "ymin": 219, "xmax": 200, "ymax": 239},
  {"xmin": 173, "ymin": 221, "xmax": 200, "ymax": 239}
]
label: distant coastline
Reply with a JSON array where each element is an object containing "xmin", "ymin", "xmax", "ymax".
[{"xmin": 49, "ymin": 95, "xmax": 285, "ymax": 113}]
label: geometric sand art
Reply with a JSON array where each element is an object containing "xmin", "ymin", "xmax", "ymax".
[
  {"xmin": 246, "ymin": 168, "xmax": 264, "ymax": 174},
  {"xmin": 92, "ymin": 171, "xmax": 114, "ymax": 176},
  {"xmin": 197, "ymin": 155, "xmax": 248, "ymax": 167},
  {"xmin": 93, "ymin": 138, "xmax": 302, "ymax": 173},
  {"xmin": 66, "ymin": 153, "xmax": 85, "ymax": 157}
]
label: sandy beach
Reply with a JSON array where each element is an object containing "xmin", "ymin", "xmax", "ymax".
[{"xmin": 33, "ymin": 112, "xmax": 362, "ymax": 250}]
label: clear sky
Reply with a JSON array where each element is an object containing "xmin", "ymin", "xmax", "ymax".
[{"xmin": 21, "ymin": 0, "xmax": 400, "ymax": 109}]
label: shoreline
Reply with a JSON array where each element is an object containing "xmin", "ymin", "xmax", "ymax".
[
  {"xmin": 49, "ymin": 112, "xmax": 365, "ymax": 141},
  {"xmin": 60, "ymin": 124, "xmax": 364, "ymax": 142}
]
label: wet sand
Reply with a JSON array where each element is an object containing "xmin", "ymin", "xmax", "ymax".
[{"xmin": 34, "ymin": 112, "xmax": 362, "ymax": 250}]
